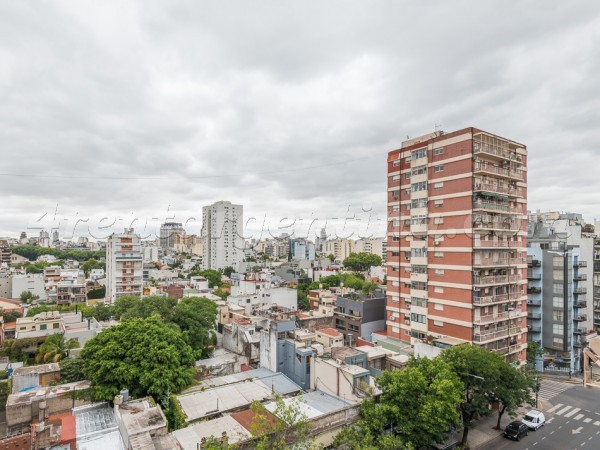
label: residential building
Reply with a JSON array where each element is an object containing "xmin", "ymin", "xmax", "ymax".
[
  {"xmin": 0, "ymin": 240, "xmax": 11, "ymax": 264},
  {"xmin": 11, "ymin": 363, "xmax": 61, "ymax": 393},
  {"xmin": 0, "ymin": 273, "xmax": 12, "ymax": 298},
  {"xmin": 292, "ymin": 239, "xmax": 316, "ymax": 260},
  {"xmin": 173, "ymin": 233, "xmax": 203, "ymax": 255},
  {"xmin": 386, "ymin": 127, "xmax": 528, "ymax": 363},
  {"xmin": 315, "ymin": 327, "xmax": 344, "ymax": 352},
  {"xmin": 106, "ymin": 228, "xmax": 143, "ymax": 303},
  {"xmin": 142, "ymin": 245, "xmax": 161, "ymax": 263},
  {"xmin": 159, "ymin": 222, "xmax": 184, "ymax": 251},
  {"xmin": 335, "ymin": 292, "xmax": 386, "ymax": 345},
  {"xmin": 11, "ymin": 273, "xmax": 46, "ymax": 301},
  {"xmin": 46, "ymin": 268, "xmax": 87, "ymax": 304},
  {"xmin": 527, "ymin": 212, "xmax": 595, "ymax": 373},
  {"xmin": 355, "ymin": 238, "xmax": 385, "ymax": 261},
  {"xmin": 324, "ymin": 239, "xmax": 355, "ymax": 262},
  {"xmin": 595, "ymin": 238, "xmax": 600, "ymax": 333},
  {"xmin": 202, "ymin": 201, "xmax": 244, "ymax": 270}
]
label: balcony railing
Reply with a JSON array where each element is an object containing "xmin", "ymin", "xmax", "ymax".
[
  {"xmin": 573, "ymin": 315, "xmax": 587, "ymax": 322},
  {"xmin": 574, "ymin": 274, "xmax": 588, "ymax": 281},
  {"xmin": 527, "ymin": 299, "xmax": 541, "ymax": 306},
  {"xmin": 475, "ymin": 240, "xmax": 521, "ymax": 248},
  {"xmin": 574, "ymin": 301, "xmax": 587, "ymax": 308},
  {"xmin": 473, "ymin": 200, "xmax": 520, "ymax": 213},
  {"xmin": 474, "ymin": 274, "xmax": 522, "ymax": 285},
  {"xmin": 574, "ymin": 261, "xmax": 587, "ymax": 268},
  {"xmin": 474, "ymin": 311, "xmax": 511, "ymax": 325},
  {"xmin": 528, "ymin": 325, "xmax": 541, "ymax": 333},
  {"xmin": 527, "ymin": 273, "xmax": 541, "ymax": 280},
  {"xmin": 527, "ymin": 312, "xmax": 542, "ymax": 320},
  {"xmin": 474, "ymin": 257, "xmax": 526, "ymax": 267},
  {"xmin": 474, "ymin": 292, "xmax": 523, "ymax": 305},
  {"xmin": 474, "ymin": 160, "xmax": 525, "ymax": 180},
  {"xmin": 574, "ymin": 287, "xmax": 587, "ymax": 295},
  {"xmin": 474, "ymin": 142, "xmax": 514, "ymax": 160},
  {"xmin": 528, "ymin": 287, "xmax": 542, "ymax": 294},
  {"xmin": 527, "ymin": 259, "xmax": 541, "ymax": 267},
  {"xmin": 573, "ymin": 327, "xmax": 587, "ymax": 335}
]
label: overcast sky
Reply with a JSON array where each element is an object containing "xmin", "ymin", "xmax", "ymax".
[{"xmin": 1, "ymin": 1, "xmax": 599, "ymax": 241}]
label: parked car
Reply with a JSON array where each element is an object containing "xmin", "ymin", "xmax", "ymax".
[
  {"xmin": 522, "ymin": 410, "xmax": 546, "ymax": 430},
  {"xmin": 504, "ymin": 421, "xmax": 529, "ymax": 441}
]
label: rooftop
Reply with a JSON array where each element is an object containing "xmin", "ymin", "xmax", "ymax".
[
  {"xmin": 317, "ymin": 327, "xmax": 343, "ymax": 338},
  {"xmin": 7, "ymin": 381, "xmax": 91, "ymax": 407},
  {"xmin": 172, "ymin": 416, "xmax": 252, "ymax": 449},
  {"xmin": 264, "ymin": 390, "xmax": 351, "ymax": 421},
  {"xmin": 12, "ymin": 363, "xmax": 60, "ymax": 377}
]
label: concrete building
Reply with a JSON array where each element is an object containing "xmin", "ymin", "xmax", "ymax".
[
  {"xmin": 595, "ymin": 238, "xmax": 600, "ymax": 333},
  {"xmin": 159, "ymin": 222, "xmax": 184, "ymax": 251},
  {"xmin": 11, "ymin": 363, "xmax": 61, "ymax": 394},
  {"xmin": 324, "ymin": 239, "xmax": 355, "ymax": 262},
  {"xmin": 142, "ymin": 245, "xmax": 161, "ymax": 263},
  {"xmin": 0, "ymin": 239, "xmax": 11, "ymax": 264},
  {"xmin": 0, "ymin": 273, "xmax": 12, "ymax": 298},
  {"xmin": 11, "ymin": 273, "xmax": 46, "ymax": 301},
  {"xmin": 527, "ymin": 213, "xmax": 595, "ymax": 373},
  {"xmin": 386, "ymin": 127, "xmax": 528, "ymax": 363},
  {"xmin": 292, "ymin": 239, "xmax": 316, "ymax": 261},
  {"xmin": 334, "ymin": 292, "xmax": 386, "ymax": 344},
  {"xmin": 46, "ymin": 269, "xmax": 87, "ymax": 304},
  {"xmin": 202, "ymin": 201, "xmax": 243, "ymax": 270},
  {"xmin": 355, "ymin": 238, "xmax": 385, "ymax": 261},
  {"xmin": 106, "ymin": 229, "xmax": 143, "ymax": 303}
]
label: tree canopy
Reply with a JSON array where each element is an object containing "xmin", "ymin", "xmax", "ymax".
[
  {"xmin": 342, "ymin": 252, "xmax": 382, "ymax": 272},
  {"xmin": 36, "ymin": 334, "xmax": 79, "ymax": 363},
  {"xmin": 79, "ymin": 316, "xmax": 196, "ymax": 402},
  {"xmin": 172, "ymin": 297, "xmax": 217, "ymax": 358},
  {"xmin": 11, "ymin": 245, "xmax": 104, "ymax": 262}
]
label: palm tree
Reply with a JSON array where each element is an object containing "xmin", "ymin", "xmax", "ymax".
[{"xmin": 36, "ymin": 334, "xmax": 80, "ymax": 363}]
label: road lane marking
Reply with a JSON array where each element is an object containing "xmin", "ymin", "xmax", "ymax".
[
  {"xmin": 581, "ymin": 443, "xmax": 586, "ymax": 446},
  {"xmin": 533, "ymin": 443, "xmax": 537, "ymax": 446},
  {"xmin": 559, "ymin": 426, "xmax": 563, "ymax": 429},
  {"xmin": 594, "ymin": 421, "xmax": 600, "ymax": 426},
  {"xmin": 557, "ymin": 406, "xmax": 573, "ymax": 415},
  {"xmin": 547, "ymin": 418, "xmax": 554, "ymax": 423},
  {"xmin": 584, "ymin": 418, "xmax": 592, "ymax": 423},
  {"xmin": 565, "ymin": 408, "xmax": 581, "ymax": 418},
  {"xmin": 548, "ymin": 403, "xmax": 564, "ymax": 413},
  {"xmin": 550, "ymin": 431, "xmax": 555, "ymax": 434},
  {"xmin": 542, "ymin": 436, "xmax": 546, "ymax": 440},
  {"xmin": 574, "ymin": 414, "xmax": 584, "ymax": 420}
]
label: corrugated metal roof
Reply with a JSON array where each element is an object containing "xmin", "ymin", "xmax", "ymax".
[{"xmin": 172, "ymin": 416, "xmax": 252, "ymax": 449}]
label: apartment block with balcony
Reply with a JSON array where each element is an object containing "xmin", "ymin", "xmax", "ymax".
[
  {"xmin": 386, "ymin": 128, "xmax": 528, "ymax": 363},
  {"xmin": 594, "ymin": 237, "xmax": 600, "ymax": 332},
  {"xmin": 106, "ymin": 229, "xmax": 143, "ymax": 303},
  {"xmin": 334, "ymin": 292, "xmax": 385, "ymax": 345},
  {"xmin": 202, "ymin": 201, "xmax": 244, "ymax": 270},
  {"xmin": 527, "ymin": 213, "xmax": 595, "ymax": 373}
]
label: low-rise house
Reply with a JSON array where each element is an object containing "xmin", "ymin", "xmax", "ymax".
[
  {"xmin": 15, "ymin": 311, "xmax": 64, "ymax": 340},
  {"xmin": 315, "ymin": 327, "xmax": 344, "ymax": 352},
  {"xmin": 11, "ymin": 363, "xmax": 61, "ymax": 393},
  {"xmin": 334, "ymin": 292, "xmax": 386, "ymax": 344}
]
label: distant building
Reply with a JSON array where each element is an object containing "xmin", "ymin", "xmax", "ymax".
[
  {"xmin": 106, "ymin": 228, "xmax": 143, "ymax": 303},
  {"xmin": 0, "ymin": 240, "xmax": 11, "ymax": 264},
  {"xmin": 324, "ymin": 239, "xmax": 355, "ymax": 262},
  {"xmin": 355, "ymin": 238, "xmax": 385, "ymax": 261},
  {"xmin": 11, "ymin": 273, "xmax": 46, "ymax": 301},
  {"xmin": 142, "ymin": 245, "xmax": 161, "ymax": 263},
  {"xmin": 159, "ymin": 222, "xmax": 184, "ymax": 251},
  {"xmin": 202, "ymin": 201, "xmax": 244, "ymax": 270},
  {"xmin": 334, "ymin": 292, "xmax": 386, "ymax": 345},
  {"xmin": 292, "ymin": 239, "xmax": 315, "ymax": 261}
]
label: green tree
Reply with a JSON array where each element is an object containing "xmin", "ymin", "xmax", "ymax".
[
  {"xmin": 199, "ymin": 269, "xmax": 222, "ymax": 288},
  {"xmin": 113, "ymin": 295, "xmax": 176, "ymax": 321},
  {"xmin": 80, "ymin": 316, "xmax": 196, "ymax": 402},
  {"xmin": 526, "ymin": 341, "xmax": 544, "ymax": 365},
  {"xmin": 222, "ymin": 266, "xmax": 235, "ymax": 278},
  {"xmin": 81, "ymin": 258, "xmax": 105, "ymax": 277},
  {"xmin": 491, "ymin": 364, "xmax": 534, "ymax": 429},
  {"xmin": 440, "ymin": 344, "xmax": 507, "ymax": 445},
  {"xmin": 59, "ymin": 357, "xmax": 87, "ymax": 383},
  {"xmin": 342, "ymin": 252, "xmax": 382, "ymax": 272},
  {"xmin": 335, "ymin": 357, "xmax": 462, "ymax": 449},
  {"xmin": 20, "ymin": 291, "xmax": 35, "ymax": 304},
  {"xmin": 0, "ymin": 310, "xmax": 22, "ymax": 323},
  {"xmin": 172, "ymin": 297, "xmax": 217, "ymax": 358},
  {"xmin": 36, "ymin": 334, "xmax": 80, "ymax": 363},
  {"xmin": 87, "ymin": 286, "xmax": 106, "ymax": 300},
  {"xmin": 327, "ymin": 254, "xmax": 336, "ymax": 262}
]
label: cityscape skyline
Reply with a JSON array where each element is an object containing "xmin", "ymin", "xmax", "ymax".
[{"xmin": 1, "ymin": 1, "xmax": 600, "ymax": 237}]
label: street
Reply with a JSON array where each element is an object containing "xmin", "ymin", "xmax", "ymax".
[{"xmin": 479, "ymin": 380, "xmax": 600, "ymax": 450}]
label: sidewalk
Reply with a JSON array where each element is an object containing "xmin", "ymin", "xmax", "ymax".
[{"xmin": 453, "ymin": 399, "xmax": 552, "ymax": 449}]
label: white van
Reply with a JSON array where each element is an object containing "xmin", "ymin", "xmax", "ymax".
[{"xmin": 522, "ymin": 410, "xmax": 546, "ymax": 430}]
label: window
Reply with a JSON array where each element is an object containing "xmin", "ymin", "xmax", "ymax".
[
  {"xmin": 433, "ymin": 217, "xmax": 444, "ymax": 224},
  {"xmin": 411, "ymin": 165, "xmax": 427, "ymax": 176},
  {"xmin": 553, "ymin": 256, "xmax": 564, "ymax": 267},
  {"xmin": 553, "ymin": 337, "xmax": 564, "ymax": 347},
  {"xmin": 434, "ymin": 286, "xmax": 444, "ymax": 293},
  {"xmin": 411, "ymin": 148, "xmax": 427, "ymax": 160},
  {"xmin": 411, "ymin": 215, "xmax": 427, "ymax": 225},
  {"xmin": 553, "ymin": 269, "xmax": 563, "ymax": 281},
  {"xmin": 433, "ymin": 147, "xmax": 444, "ymax": 155},
  {"xmin": 405, "ymin": 172, "xmax": 411, "ymax": 179},
  {"xmin": 40, "ymin": 324, "xmax": 47, "ymax": 331},
  {"xmin": 434, "ymin": 252, "xmax": 444, "ymax": 258},
  {"xmin": 553, "ymin": 324, "xmax": 564, "ymax": 335},
  {"xmin": 53, "ymin": 323, "xmax": 59, "ymax": 329},
  {"xmin": 411, "ymin": 247, "xmax": 427, "ymax": 257},
  {"xmin": 411, "ymin": 297, "xmax": 428, "ymax": 307},
  {"xmin": 553, "ymin": 296, "xmax": 563, "ymax": 307},
  {"xmin": 410, "ymin": 313, "xmax": 427, "ymax": 324},
  {"xmin": 411, "ymin": 265, "xmax": 427, "ymax": 274},
  {"xmin": 392, "ymin": 174, "xmax": 400, "ymax": 181},
  {"xmin": 392, "ymin": 219, "xmax": 400, "ymax": 227},
  {"xmin": 435, "ymin": 269, "xmax": 445, "ymax": 276},
  {"xmin": 411, "ymin": 198, "xmax": 428, "ymax": 209},
  {"xmin": 552, "ymin": 310, "xmax": 564, "ymax": 321},
  {"xmin": 434, "ymin": 182, "xmax": 444, "ymax": 189},
  {"xmin": 411, "ymin": 181, "xmax": 428, "ymax": 192},
  {"xmin": 434, "ymin": 303, "xmax": 444, "ymax": 310},
  {"xmin": 553, "ymin": 283, "xmax": 564, "ymax": 294},
  {"xmin": 392, "ymin": 189, "xmax": 400, "ymax": 197},
  {"xmin": 434, "ymin": 320, "xmax": 444, "ymax": 327},
  {"xmin": 434, "ymin": 164, "xmax": 444, "ymax": 173},
  {"xmin": 392, "ymin": 205, "xmax": 400, "ymax": 212},
  {"xmin": 434, "ymin": 200, "xmax": 444, "ymax": 207},
  {"xmin": 392, "ymin": 159, "xmax": 401, "ymax": 167},
  {"xmin": 412, "ymin": 281, "xmax": 427, "ymax": 291}
]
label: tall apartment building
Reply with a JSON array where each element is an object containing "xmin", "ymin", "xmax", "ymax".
[
  {"xmin": 527, "ymin": 213, "xmax": 595, "ymax": 373},
  {"xmin": 201, "ymin": 201, "xmax": 243, "ymax": 270},
  {"xmin": 106, "ymin": 229, "xmax": 143, "ymax": 303},
  {"xmin": 324, "ymin": 239, "xmax": 355, "ymax": 262},
  {"xmin": 594, "ymin": 235, "xmax": 600, "ymax": 333},
  {"xmin": 159, "ymin": 222, "xmax": 184, "ymax": 251},
  {"xmin": 355, "ymin": 238, "xmax": 385, "ymax": 261},
  {"xmin": 0, "ymin": 240, "xmax": 11, "ymax": 265},
  {"xmin": 386, "ymin": 128, "xmax": 528, "ymax": 363}
]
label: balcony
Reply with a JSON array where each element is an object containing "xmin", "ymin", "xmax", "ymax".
[
  {"xmin": 474, "ymin": 141, "xmax": 514, "ymax": 160},
  {"xmin": 527, "ymin": 273, "xmax": 541, "ymax": 280},
  {"xmin": 527, "ymin": 312, "xmax": 542, "ymax": 320},
  {"xmin": 474, "ymin": 160, "xmax": 525, "ymax": 181},
  {"xmin": 473, "ymin": 200, "xmax": 520, "ymax": 214},
  {"xmin": 527, "ymin": 325, "xmax": 541, "ymax": 333},
  {"xmin": 574, "ymin": 287, "xmax": 587, "ymax": 295},
  {"xmin": 474, "ymin": 311, "xmax": 511, "ymax": 325},
  {"xmin": 527, "ymin": 299, "xmax": 541, "ymax": 307},
  {"xmin": 574, "ymin": 339, "xmax": 586, "ymax": 348},
  {"xmin": 528, "ymin": 287, "xmax": 541, "ymax": 294},
  {"xmin": 574, "ymin": 301, "xmax": 587, "ymax": 308},
  {"xmin": 574, "ymin": 274, "xmax": 588, "ymax": 281},
  {"xmin": 528, "ymin": 259, "xmax": 541, "ymax": 267},
  {"xmin": 573, "ymin": 327, "xmax": 587, "ymax": 335},
  {"xmin": 574, "ymin": 261, "xmax": 588, "ymax": 268},
  {"xmin": 573, "ymin": 315, "xmax": 587, "ymax": 322},
  {"xmin": 473, "ymin": 328, "xmax": 509, "ymax": 343},
  {"xmin": 474, "ymin": 274, "xmax": 521, "ymax": 286}
]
